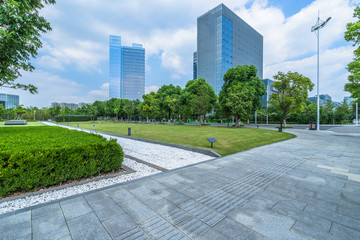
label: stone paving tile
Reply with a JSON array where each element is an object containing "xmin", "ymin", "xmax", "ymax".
[
  {"xmin": 102, "ymin": 213, "xmax": 137, "ymax": 238},
  {"xmin": 214, "ymin": 217, "xmax": 268, "ymax": 240},
  {"xmin": 330, "ymin": 222, "xmax": 360, "ymax": 239},
  {"xmin": 60, "ymin": 196, "xmax": 92, "ymax": 220},
  {"xmin": 32, "ymin": 205, "xmax": 69, "ymax": 240},
  {"xmin": 104, "ymin": 185, "xmax": 135, "ymax": 203},
  {"xmin": 0, "ymin": 211, "xmax": 31, "ymax": 240},
  {"xmin": 31, "ymin": 202, "xmax": 62, "ymax": 220},
  {"xmin": 113, "ymin": 227, "xmax": 151, "ymax": 240},
  {"xmin": 176, "ymin": 216, "xmax": 212, "ymax": 239},
  {"xmin": 117, "ymin": 197, "xmax": 157, "ymax": 224},
  {"xmin": 140, "ymin": 215, "xmax": 189, "ymax": 239},
  {"xmin": 67, "ymin": 212, "xmax": 110, "ymax": 240},
  {"xmin": 291, "ymin": 221, "xmax": 339, "ymax": 240},
  {"xmin": 84, "ymin": 190, "xmax": 109, "ymax": 202}
]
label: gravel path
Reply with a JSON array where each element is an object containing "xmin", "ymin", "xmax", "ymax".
[{"xmin": 0, "ymin": 122, "xmax": 214, "ymax": 214}]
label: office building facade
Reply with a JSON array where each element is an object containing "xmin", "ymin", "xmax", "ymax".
[
  {"xmin": 109, "ymin": 35, "xmax": 145, "ymax": 100},
  {"xmin": 261, "ymin": 79, "xmax": 277, "ymax": 108},
  {"xmin": 193, "ymin": 51, "xmax": 198, "ymax": 79},
  {"xmin": 197, "ymin": 4, "xmax": 263, "ymax": 95},
  {"xmin": 0, "ymin": 93, "xmax": 19, "ymax": 109},
  {"xmin": 51, "ymin": 102, "xmax": 90, "ymax": 110}
]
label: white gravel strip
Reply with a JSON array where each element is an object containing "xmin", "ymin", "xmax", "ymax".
[
  {"xmin": 0, "ymin": 158, "xmax": 160, "ymax": 215},
  {"xmin": 43, "ymin": 122, "xmax": 215, "ymax": 169}
]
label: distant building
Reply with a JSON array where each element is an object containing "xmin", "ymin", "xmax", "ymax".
[
  {"xmin": 109, "ymin": 35, "xmax": 145, "ymax": 100},
  {"xmin": 344, "ymin": 96, "xmax": 354, "ymax": 104},
  {"xmin": 261, "ymin": 79, "xmax": 277, "ymax": 108},
  {"xmin": 0, "ymin": 93, "xmax": 19, "ymax": 109},
  {"xmin": 193, "ymin": 51, "xmax": 198, "ymax": 79},
  {"xmin": 308, "ymin": 94, "xmax": 332, "ymax": 106},
  {"xmin": 196, "ymin": 4, "xmax": 263, "ymax": 95},
  {"xmin": 51, "ymin": 102, "xmax": 90, "ymax": 110}
]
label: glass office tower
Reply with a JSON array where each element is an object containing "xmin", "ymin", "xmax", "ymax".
[
  {"xmin": 109, "ymin": 36, "xmax": 145, "ymax": 100},
  {"xmin": 0, "ymin": 93, "xmax": 19, "ymax": 109},
  {"xmin": 193, "ymin": 51, "xmax": 198, "ymax": 79},
  {"xmin": 197, "ymin": 4, "xmax": 263, "ymax": 95}
]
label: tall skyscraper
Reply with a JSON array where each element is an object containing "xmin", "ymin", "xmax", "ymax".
[
  {"xmin": 197, "ymin": 4, "xmax": 263, "ymax": 95},
  {"xmin": 193, "ymin": 51, "xmax": 198, "ymax": 80},
  {"xmin": 109, "ymin": 35, "xmax": 145, "ymax": 100}
]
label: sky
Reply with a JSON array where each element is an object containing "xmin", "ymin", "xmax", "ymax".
[{"xmin": 1, "ymin": 0, "xmax": 359, "ymax": 108}]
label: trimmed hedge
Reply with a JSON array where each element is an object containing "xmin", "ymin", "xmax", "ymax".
[
  {"xmin": 0, "ymin": 127, "xmax": 123, "ymax": 197},
  {"xmin": 55, "ymin": 115, "xmax": 96, "ymax": 122}
]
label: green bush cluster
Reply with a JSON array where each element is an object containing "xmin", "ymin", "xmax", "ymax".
[
  {"xmin": 0, "ymin": 127, "xmax": 123, "ymax": 197},
  {"xmin": 55, "ymin": 115, "xmax": 96, "ymax": 122}
]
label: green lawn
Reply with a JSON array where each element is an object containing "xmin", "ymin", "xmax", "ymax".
[{"xmin": 62, "ymin": 121, "xmax": 295, "ymax": 156}]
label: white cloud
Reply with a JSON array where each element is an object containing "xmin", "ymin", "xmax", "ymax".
[
  {"xmin": 37, "ymin": 29, "xmax": 107, "ymax": 73},
  {"xmin": 87, "ymin": 83, "xmax": 109, "ymax": 102},
  {"xmin": 0, "ymin": 70, "xmax": 85, "ymax": 108},
  {"xmin": 265, "ymin": 46, "xmax": 354, "ymax": 101},
  {"xmin": 145, "ymin": 85, "xmax": 160, "ymax": 94}
]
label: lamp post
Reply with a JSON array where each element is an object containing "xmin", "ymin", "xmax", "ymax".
[
  {"xmin": 311, "ymin": 13, "xmax": 331, "ymax": 131},
  {"xmin": 34, "ymin": 110, "xmax": 36, "ymax": 120}
]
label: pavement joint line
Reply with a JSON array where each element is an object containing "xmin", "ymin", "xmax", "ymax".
[
  {"xmin": 316, "ymin": 164, "xmax": 360, "ymax": 182},
  {"xmin": 125, "ymin": 154, "xmax": 168, "ymax": 172}
]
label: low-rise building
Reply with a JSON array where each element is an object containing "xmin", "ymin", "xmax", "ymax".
[{"xmin": 0, "ymin": 93, "xmax": 19, "ymax": 109}]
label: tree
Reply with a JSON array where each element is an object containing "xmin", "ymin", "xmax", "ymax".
[
  {"xmin": 183, "ymin": 78, "xmax": 216, "ymax": 126},
  {"xmin": 123, "ymin": 99, "xmax": 135, "ymax": 121},
  {"xmin": 0, "ymin": 0, "xmax": 56, "ymax": 93},
  {"xmin": 269, "ymin": 71, "xmax": 314, "ymax": 127},
  {"xmin": 156, "ymin": 84, "xmax": 182, "ymax": 121},
  {"xmin": 344, "ymin": 6, "xmax": 360, "ymax": 102},
  {"xmin": 59, "ymin": 107, "xmax": 71, "ymax": 122},
  {"xmin": 0, "ymin": 104, "xmax": 5, "ymax": 119},
  {"xmin": 335, "ymin": 99, "xmax": 352, "ymax": 124},
  {"xmin": 15, "ymin": 104, "xmax": 26, "ymax": 119},
  {"xmin": 219, "ymin": 65, "xmax": 266, "ymax": 127},
  {"xmin": 142, "ymin": 92, "xmax": 160, "ymax": 123}
]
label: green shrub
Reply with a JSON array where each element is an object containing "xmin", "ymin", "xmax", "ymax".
[
  {"xmin": 55, "ymin": 115, "xmax": 96, "ymax": 122},
  {"xmin": 0, "ymin": 127, "xmax": 123, "ymax": 197}
]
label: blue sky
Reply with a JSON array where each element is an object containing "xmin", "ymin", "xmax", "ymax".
[{"xmin": 1, "ymin": 0, "xmax": 358, "ymax": 107}]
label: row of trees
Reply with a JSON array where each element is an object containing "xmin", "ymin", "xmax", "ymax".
[{"xmin": 1, "ymin": 64, "xmax": 357, "ymax": 126}]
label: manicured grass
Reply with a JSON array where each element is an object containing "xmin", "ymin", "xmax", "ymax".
[{"xmin": 64, "ymin": 121, "xmax": 295, "ymax": 156}]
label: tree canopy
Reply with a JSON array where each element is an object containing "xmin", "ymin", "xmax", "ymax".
[
  {"xmin": 269, "ymin": 71, "xmax": 314, "ymax": 126},
  {"xmin": 219, "ymin": 65, "xmax": 266, "ymax": 127},
  {"xmin": 0, "ymin": 0, "xmax": 56, "ymax": 93},
  {"xmin": 344, "ymin": 6, "xmax": 360, "ymax": 102},
  {"xmin": 183, "ymin": 78, "xmax": 217, "ymax": 126}
]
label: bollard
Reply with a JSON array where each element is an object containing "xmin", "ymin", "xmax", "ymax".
[
  {"xmin": 101, "ymin": 122, "xmax": 103, "ymax": 124},
  {"xmin": 128, "ymin": 127, "xmax": 131, "ymax": 136},
  {"xmin": 93, "ymin": 124, "xmax": 96, "ymax": 131},
  {"xmin": 77, "ymin": 123, "xmax": 79, "ymax": 128}
]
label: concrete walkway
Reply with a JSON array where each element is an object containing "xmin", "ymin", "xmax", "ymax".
[{"xmin": 1, "ymin": 127, "xmax": 360, "ymax": 239}]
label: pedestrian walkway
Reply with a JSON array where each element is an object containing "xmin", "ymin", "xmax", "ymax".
[{"xmin": 1, "ymin": 127, "xmax": 359, "ymax": 239}]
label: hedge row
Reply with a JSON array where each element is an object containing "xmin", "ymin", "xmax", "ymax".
[
  {"xmin": 0, "ymin": 127, "xmax": 123, "ymax": 197},
  {"xmin": 55, "ymin": 115, "xmax": 97, "ymax": 122}
]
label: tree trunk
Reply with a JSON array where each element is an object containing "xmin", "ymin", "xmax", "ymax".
[
  {"xmin": 235, "ymin": 115, "xmax": 240, "ymax": 128},
  {"xmin": 283, "ymin": 111, "xmax": 287, "ymax": 127},
  {"xmin": 199, "ymin": 114, "xmax": 202, "ymax": 126}
]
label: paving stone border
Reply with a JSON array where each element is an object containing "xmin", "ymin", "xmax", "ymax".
[{"xmin": 98, "ymin": 131, "xmax": 222, "ymax": 158}]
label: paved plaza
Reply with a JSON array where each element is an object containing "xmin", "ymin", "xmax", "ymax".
[{"xmin": 0, "ymin": 127, "xmax": 360, "ymax": 239}]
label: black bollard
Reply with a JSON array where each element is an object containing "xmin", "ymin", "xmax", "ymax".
[{"xmin": 128, "ymin": 127, "xmax": 131, "ymax": 136}]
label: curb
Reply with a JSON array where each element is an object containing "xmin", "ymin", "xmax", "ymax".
[{"xmin": 99, "ymin": 131, "xmax": 221, "ymax": 158}]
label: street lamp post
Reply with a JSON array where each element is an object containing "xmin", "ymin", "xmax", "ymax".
[
  {"xmin": 34, "ymin": 110, "xmax": 36, "ymax": 120},
  {"xmin": 311, "ymin": 13, "xmax": 331, "ymax": 131}
]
